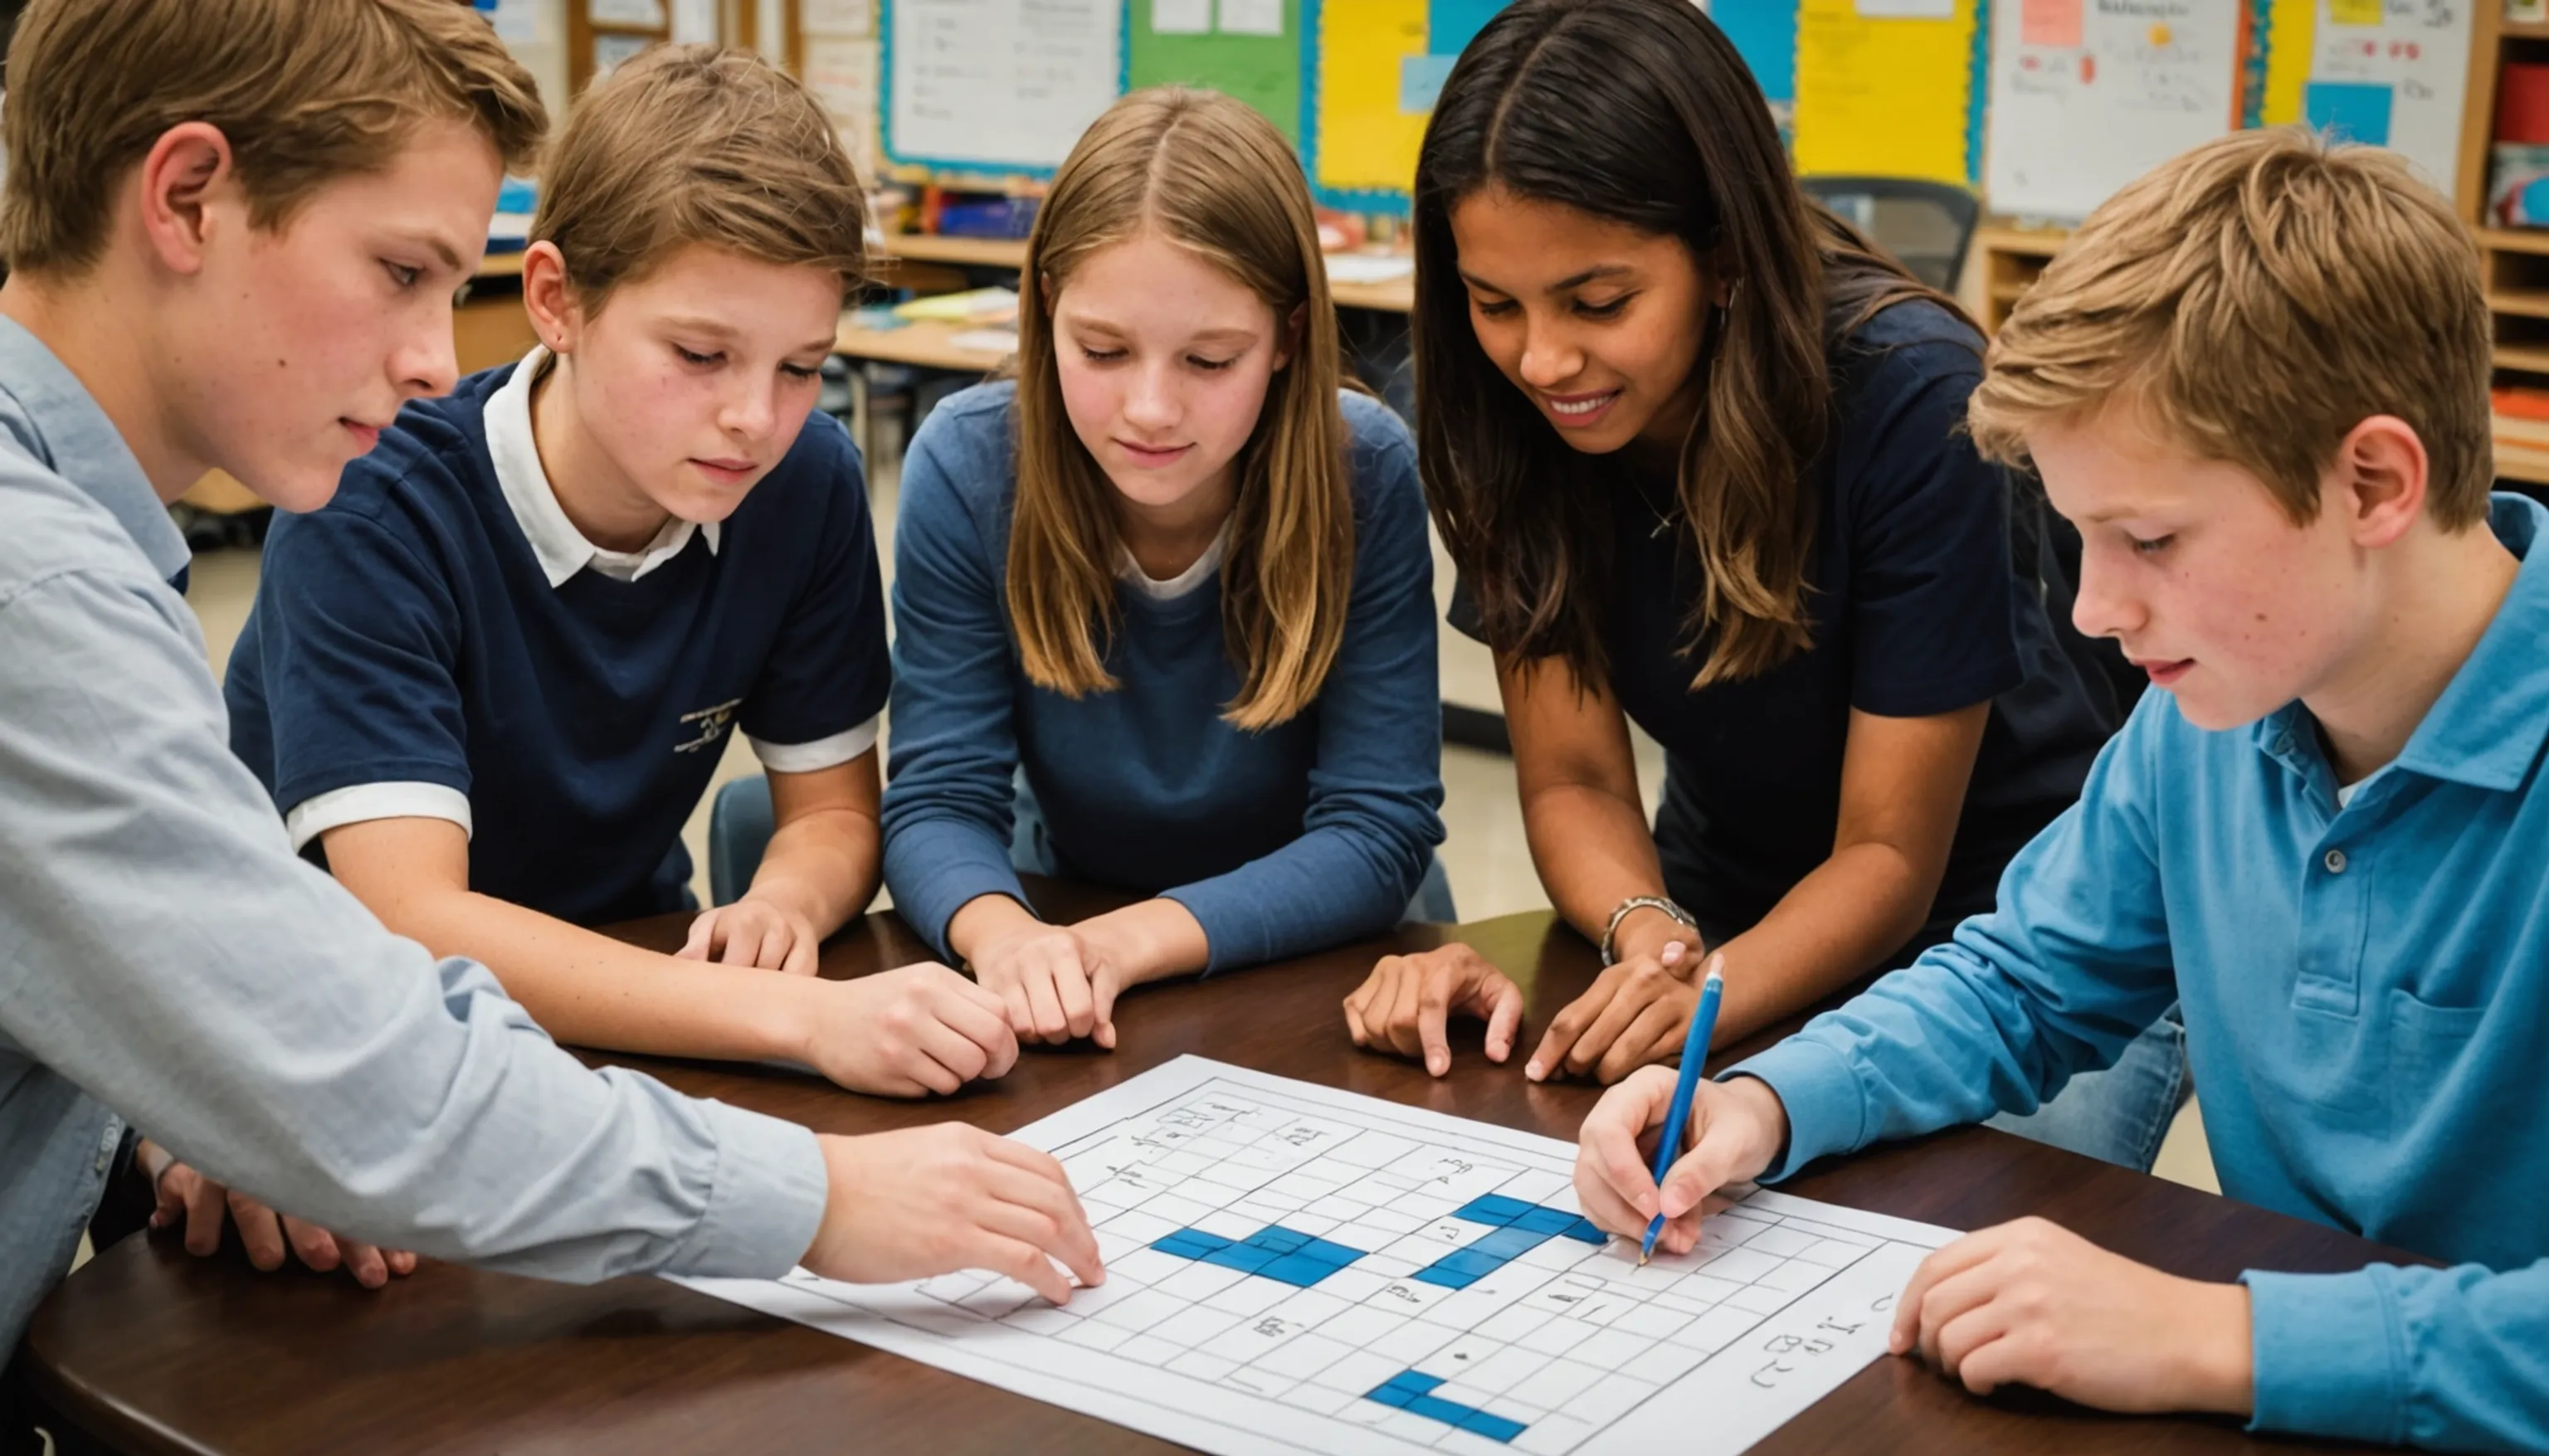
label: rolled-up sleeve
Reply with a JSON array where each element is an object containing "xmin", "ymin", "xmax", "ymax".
[{"xmin": 0, "ymin": 567, "xmax": 826, "ymax": 1280}]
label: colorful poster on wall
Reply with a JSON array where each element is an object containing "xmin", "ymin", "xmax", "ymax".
[
  {"xmin": 2262, "ymin": 0, "xmax": 2473, "ymax": 195},
  {"xmin": 1309, "ymin": 0, "xmax": 1434, "ymax": 198},
  {"xmin": 1791, "ymin": 0, "xmax": 1980, "ymax": 184},
  {"xmin": 1985, "ymin": 0, "xmax": 2246, "ymax": 221},
  {"xmin": 1129, "ymin": 0, "xmax": 1304, "ymax": 144}
]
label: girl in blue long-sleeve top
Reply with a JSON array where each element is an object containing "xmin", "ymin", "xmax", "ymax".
[{"xmin": 880, "ymin": 86, "xmax": 1446, "ymax": 1049}]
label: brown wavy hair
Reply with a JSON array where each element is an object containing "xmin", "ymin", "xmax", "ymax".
[
  {"xmin": 1010, "ymin": 86, "xmax": 1355, "ymax": 731},
  {"xmin": 1414, "ymin": 0, "xmax": 1961, "ymax": 689}
]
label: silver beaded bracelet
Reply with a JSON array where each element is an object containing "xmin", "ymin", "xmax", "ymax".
[{"xmin": 1599, "ymin": 894, "xmax": 1699, "ymax": 967}]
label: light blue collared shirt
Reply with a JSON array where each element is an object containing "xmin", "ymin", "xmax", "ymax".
[
  {"xmin": 0, "ymin": 316, "xmax": 826, "ymax": 1359},
  {"xmin": 1736, "ymin": 494, "xmax": 2549, "ymax": 1451}
]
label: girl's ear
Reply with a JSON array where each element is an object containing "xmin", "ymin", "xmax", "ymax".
[
  {"xmin": 1274, "ymin": 302, "xmax": 1307, "ymax": 371},
  {"xmin": 1708, "ymin": 241, "xmax": 1740, "ymax": 309}
]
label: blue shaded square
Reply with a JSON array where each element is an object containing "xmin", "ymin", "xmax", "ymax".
[
  {"xmin": 1201, "ymin": 1243, "xmax": 1282, "ymax": 1276},
  {"xmin": 2305, "ymin": 81, "xmax": 2394, "ymax": 148},
  {"xmin": 1457, "ymin": 1194, "xmax": 1535, "ymax": 1226},
  {"xmin": 1257, "ymin": 1253, "xmax": 1341, "ymax": 1287},
  {"xmin": 1251, "ymin": 1227, "xmax": 1311, "ymax": 1254},
  {"xmin": 1380, "ymin": 1371, "xmax": 1443, "ymax": 1396},
  {"xmin": 1292, "ymin": 1239, "xmax": 1361, "ymax": 1272},
  {"xmin": 1469, "ymin": 1226, "xmax": 1546, "ymax": 1261},
  {"xmin": 1367, "ymin": 1382, "xmax": 1416, "ymax": 1409},
  {"xmin": 1455, "ymin": 1407, "xmax": 1528, "ymax": 1442},
  {"xmin": 1427, "ymin": 0, "xmax": 1504, "ymax": 55},
  {"xmin": 1412, "ymin": 1264, "xmax": 1479, "ymax": 1289},
  {"xmin": 1152, "ymin": 1230, "xmax": 1231, "ymax": 1260},
  {"xmin": 1510, "ymin": 1205, "xmax": 1578, "ymax": 1235},
  {"xmin": 1559, "ymin": 1217, "xmax": 1606, "ymax": 1244}
]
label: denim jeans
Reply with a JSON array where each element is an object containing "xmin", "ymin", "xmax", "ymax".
[{"xmin": 1985, "ymin": 1003, "xmax": 2191, "ymax": 1173}]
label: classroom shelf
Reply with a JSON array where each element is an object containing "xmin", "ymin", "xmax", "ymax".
[
  {"xmin": 2490, "ymin": 288, "xmax": 2549, "ymax": 319},
  {"xmin": 2480, "ymin": 226, "xmax": 2549, "ymax": 256},
  {"xmin": 2493, "ymin": 434, "xmax": 2549, "ymax": 485},
  {"xmin": 879, "ymin": 231, "xmax": 1031, "ymax": 270},
  {"xmin": 2494, "ymin": 343, "xmax": 2549, "ymax": 373}
]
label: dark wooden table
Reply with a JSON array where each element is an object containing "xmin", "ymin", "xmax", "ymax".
[{"xmin": 26, "ymin": 888, "xmax": 2415, "ymax": 1454}]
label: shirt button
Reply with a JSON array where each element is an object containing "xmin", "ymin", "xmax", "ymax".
[{"xmin": 2324, "ymin": 849, "xmax": 2348, "ymax": 874}]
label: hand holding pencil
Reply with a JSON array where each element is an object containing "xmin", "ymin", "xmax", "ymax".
[{"xmin": 1571, "ymin": 955, "xmax": 1794, "ymax": 1259}]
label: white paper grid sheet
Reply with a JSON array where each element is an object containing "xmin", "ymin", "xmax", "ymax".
[{"xmin": 677, "ymin": 1058, "xmax": 1958, "ymax": 1456}]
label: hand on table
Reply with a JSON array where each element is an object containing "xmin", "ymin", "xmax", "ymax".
[
  {"xmin": 800, "ymin": 962, "xmax": 1018, "ymax": 1096},
  {"xmin": 138, "ymin": 1139, "xmax": 416, "ymax": 1288},
  {"xmin": 1572, "ymin": 1064, "xmax": 1788, "ymax": 1257},
  {"xmin": 1889, "ymin": 1216, "xmax": 2255, "ymax": 1416},
  {"xmin": 968, "ymin": 920, "xmax": 1129, "ymax": 1049},
  {"xmin": 1342, "ymin": 943, "xmax": 1523, "ymax": 1077},
  {"xmin": 1528, "ymin": 933, "xmax": 1703, "ymax": 1084},
  {"xmin": 804, "ymin": 1125, "xmax": 1105, "ymax": 1306},
  {"xmin": 680, "ymin": 898, "xmax": 823, "ymax": 975}
]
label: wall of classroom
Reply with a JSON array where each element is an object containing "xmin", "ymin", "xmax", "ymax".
[{"xmin": 509, "ymin": 2, "xmax": 2490, "ymax": 238}]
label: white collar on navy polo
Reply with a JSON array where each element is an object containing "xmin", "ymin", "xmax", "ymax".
[{"xmin": 484, "ymin": 345, "xmax": 721, "ymax": 588}]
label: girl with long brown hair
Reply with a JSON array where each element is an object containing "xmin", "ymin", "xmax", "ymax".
[
  {"xmin": 881, "ymin": 87, "xmax": 1445, "ymax": 1049},
  {"xmin": 1343, "ymin": 0, "xmax": 2185, "ymax": 1170}
]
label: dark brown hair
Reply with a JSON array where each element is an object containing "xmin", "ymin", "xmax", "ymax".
[{"xmin": 1414, "ymin": 0, "xmax": 1958, "ymax": 689}]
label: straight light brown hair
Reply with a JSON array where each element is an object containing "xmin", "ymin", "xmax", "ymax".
[
  {"xmin": 1011, "ymin": 86, "xmax": 1355, "ymax": 732},
  {"xmin": 1970, "ymin": 126, "xmax": 2492, "ymax": 530},
  {"xmin": 534, "ymin": 44, "xmax": 867, "ymax": 310},
  {"xmin": 2, "ymin": 0, "xmax": 547, "ymax": 277},
  {"xmin": 1414, "ymin": 0, "xmax": 1959, "ymax": 690}
]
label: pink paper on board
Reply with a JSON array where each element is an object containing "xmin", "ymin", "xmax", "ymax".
[{"xmin": 2021, "ymin": 0, "xmax": 2084, "ymax": 48}]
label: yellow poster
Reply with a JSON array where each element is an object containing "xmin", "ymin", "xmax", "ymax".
[
  {"xmin": 1793, "ymin": 0, "xmax": 1976, "ymax": 184},
  {"xmin": 1314, "ymin": 0, "xmax": 1429, "ymax": 192},
  {"xmin": 2261, "ymin": 0, "xmax": 2315, "ymax": 125}
]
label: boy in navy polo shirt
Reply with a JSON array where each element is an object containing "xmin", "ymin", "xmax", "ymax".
[
  {"xmin": 1573, "ymin": 131, "xmax": 2549, "ymax": 1448},
  {"xmin": 227, "ymin": 46, "xmax": 1017, "ymax": 1098}
]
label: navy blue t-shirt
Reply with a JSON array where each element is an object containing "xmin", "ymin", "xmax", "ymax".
[
  {"xmin": 226, "ymin": 362, "xmax": 891, "ymax": 926},
  {"xmin": 1457, "ymin": 300, "xmax": 2113, "ymax": 959}
]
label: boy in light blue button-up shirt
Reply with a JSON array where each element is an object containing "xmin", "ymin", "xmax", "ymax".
[
  {"xmin": 1574, "ymin": 131, "xmax": 2547, "ymax": 1449},
  {"xmin": 0, "ymin": 0, "xmax": 1096, "ymax": 1421}
]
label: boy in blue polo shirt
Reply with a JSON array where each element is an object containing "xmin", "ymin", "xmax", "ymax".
[
  {"xmin": 227, "ymin": 46, "xmax": 1016, "ymax": 1098},
  {"xmin": 1574, "ymin": 130, "xmax": 2548, "ymax": 1448}
]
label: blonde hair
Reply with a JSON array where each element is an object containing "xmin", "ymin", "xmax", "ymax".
[
  {"xmin": 1010, "ymin": 86, "xmax": 1355, "ymax": 732},
  {"xmin": 2, "ymin": 0, "xmax": 547, "ymax": 277},
  {"xmin": 533, "ymin": 44, "xmax": 866, "ymax": 309},
  {"xmin": 1970, "ymin": 126, "xmax": 2492, "ymax": 529}
]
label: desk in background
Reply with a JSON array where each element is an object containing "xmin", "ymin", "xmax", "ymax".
[{"xmin": 27, "ymin": 884, "xmax": 2418, "ymax": 1455}]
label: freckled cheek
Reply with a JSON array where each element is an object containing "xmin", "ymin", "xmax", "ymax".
[
  {"xmin": 1055, "ymin": 366, "xmax": 1122, "ymax": 447},
  {"xmin": 1196, "ymin": 373, "xmax": 1270, "ymax": 459}
]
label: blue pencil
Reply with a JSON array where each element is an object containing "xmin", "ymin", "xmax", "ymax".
[{"xmin": 1640, "ymin": 959, "xmax": 1725, "ymax": 1265}]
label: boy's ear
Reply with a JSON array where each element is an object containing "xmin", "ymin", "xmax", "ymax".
[
  {"xmin": 519, "ymin": 241, "xmax": 583, "ymax": 354},
  {"xmin": 2333, "ymin": 413, "xmax": 2428, "ymax": 549},
  {"xmin": 135, "ymin": 123, "xmax": 236, "ymax": 276}
]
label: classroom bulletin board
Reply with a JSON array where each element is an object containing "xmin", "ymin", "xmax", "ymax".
[
  {"xmin": 2259, "ymin": 0, "xmax": 2473, "ymax": 197},
  {"xmin": 868, "ymin": 0, "xmax": 1950, "ymax": 208},
  {"xmin": 852, "ymin": 0, "xmax": 2475, "ymax": 217}
]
